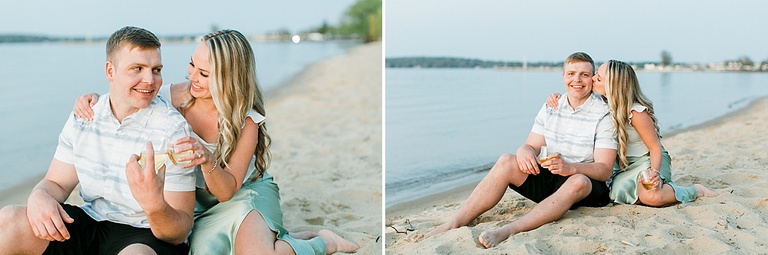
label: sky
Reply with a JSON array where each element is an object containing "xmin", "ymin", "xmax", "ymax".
[
  {"xmin": 0, "ymin": 0, "xmax": 357, "ymax": 37},
  {"xmin": 385, "ymin": 0, "xmax": 768, "ymax": 63}
]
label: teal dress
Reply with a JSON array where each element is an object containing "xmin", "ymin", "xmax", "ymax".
[
  {"xmin": 186, "ymin": 111, "xmax": 325, "ymax": 255},
  {"xmin": 608, "ymin": 149, "xmax": 697, "ymax": 204},
  {"xmin": 608, "ymin": 104, "xmax": 697, "ymax": 204}
]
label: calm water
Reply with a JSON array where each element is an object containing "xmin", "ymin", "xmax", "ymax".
[
  {"xmin": 385, "ymin": 68, "xmax": 768, "ymax": 207},
  {"xmin": 0, "ymin": 40, "xmax": 357, "ymax": 190}
]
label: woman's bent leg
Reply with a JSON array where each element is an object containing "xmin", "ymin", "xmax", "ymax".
[{"xmin": 235, "ymin": 210, "xmax": 297, "ymax": 255}]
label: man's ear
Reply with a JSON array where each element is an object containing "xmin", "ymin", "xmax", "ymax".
[{"xmin": 105, "ymin": 61, "xmax": 114, "ymax": 81}]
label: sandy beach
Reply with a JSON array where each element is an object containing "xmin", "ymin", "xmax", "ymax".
[
  {"xmin": 385, "ymin": 96, "xmax": 768, "ymax": 254},
  {"xmin": 0, "ymin": 41, "xmax": 382, "ymax": 254}
]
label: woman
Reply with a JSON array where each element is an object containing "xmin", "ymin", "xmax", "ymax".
[
  {"xmin": 74, "ymin": 30, "xmax": 359, "ymax": 254},
  {"xmin": 546, "ymin": 60, "xmax": 717, "ymax": 206}
]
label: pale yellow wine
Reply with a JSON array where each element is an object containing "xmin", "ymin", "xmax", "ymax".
[
  {"xmin": 138, "ymin": 150, "xmax": 194, "ymax": 172},
  {"xmin": 138, "ymin": 151, "xmax": 169, "ymax": 172}
]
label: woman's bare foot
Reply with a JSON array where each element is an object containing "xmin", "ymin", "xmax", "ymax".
[
  {"xmin": 290, "ymin": 231, "xmax": 317, "ymax": 240},
  {"xmin": 694, "ymin": 184, "xmax": 719, "ymax": 197},
  {"xmin": 478, "ymin": 229, "xmax": 511, "ymax": 249},
  {"xmin": 318, "ymin": 229, "xmax": 360, "ymax": 254}
]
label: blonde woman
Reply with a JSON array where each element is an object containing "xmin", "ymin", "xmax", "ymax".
[
  {"xmin": 546, "ymin": 60, "xmax": 717, "ymax": 206},
  {"xmin": 74, "ymin": 30, "xmax": 359, "ymax": 254}
]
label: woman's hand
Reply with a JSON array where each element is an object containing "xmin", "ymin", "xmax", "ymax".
[
  {"xmin": 648, "ymin": 169, "xmax": 662, "ymax": 190},
  {"xmin": 546, "ymin": 93, "xmax": 561, "ymax": 109},
  {"xmin": 73, "ymin": 93, "xmax": 100, "ymax": 121},
  {"xmin": 171, "ymin": 136, "xmax": 213, "ymax": 169}
]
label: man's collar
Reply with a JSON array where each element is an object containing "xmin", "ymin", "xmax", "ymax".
[{"xmin": 93, "ymin": 94, "xmax": 155, "ymax": 126}]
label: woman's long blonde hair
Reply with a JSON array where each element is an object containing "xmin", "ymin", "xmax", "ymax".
[
  {"xmin": 604, "ymin": 60, "xmax": 660, "ymax": 170},
  {"xmin": 181, "ymin": 29, "xmax": 271, "ymax": 182}
]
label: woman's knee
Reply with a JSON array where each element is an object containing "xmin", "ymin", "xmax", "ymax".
[
  {"xmin": 235, "ymin": 210, "xmax": 281, "ymax": 254},
  {"xmin": 237, "ymin": 210, "xmax": 275, "ymax": 241},
  {"xmin": 638, "ymin": 191, "xmax": 666, "ymax": 207}
]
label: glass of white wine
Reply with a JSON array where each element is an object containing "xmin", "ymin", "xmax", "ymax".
[
  {"xmin": 138, "ymin": 134, "xmax": 171, "ymax": 173},
  {"xmin": 168, "ymin": 127, "xmax": 193, "ymax": 165}
]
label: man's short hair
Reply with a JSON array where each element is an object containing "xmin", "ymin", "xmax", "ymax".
[
  {"xmin": 564, "ymin": 52, "xmax": 595, "ymax": 74},
  {"xmin": 106, "ymin": 26, "xmax": 161, "ymax": 61}
]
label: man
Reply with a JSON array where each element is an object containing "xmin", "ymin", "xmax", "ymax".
[
  {"xmin": 0, "ymin": 26, "xmax": 195, "ymax": 254},
  {"xmin": 425, "ymin": 52, "xmax": 617, "ymax": 248}
]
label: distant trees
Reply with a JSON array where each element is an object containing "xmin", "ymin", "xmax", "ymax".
[
  {"xmin": 281, "ymin": 0, "xmax": 383, "ymax": 42},
  {"xmin": 660, "ymin": 50, "xmax": 673, "ymax": 66},
  {"xmin": 334, "ymin": 0, "xmax": 382, "ymax": 42},
  {"xmin": 387, "ymin": 57, "xmax": 527, "ymax": 68},
  {"xmin": 736, "ymin": 56, "xmax": 754, "ymax": 66}
]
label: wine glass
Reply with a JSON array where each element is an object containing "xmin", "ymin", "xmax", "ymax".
[
  {"xmin": 138, "ymin": 133, "xmax": 170, "ymax": 173},
  {"xmin": 641, "ymin": 169, "xmax": 658, "ymax": 190},
  {"xmin": 168, "ymin": 126, "xmax": 194, "ymax": 165},
  {"xmin": 539, "ymin": 145, "xmax": 558, "ymax": 164}
]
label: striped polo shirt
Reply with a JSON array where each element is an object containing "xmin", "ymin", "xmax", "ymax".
[
  {"xmin": 531, "ymin": 92, "xmax": 617, "ymax": 164},
  {"xmin": 54, "ymin": 93, "xmax": 196, "ymax": 228}
]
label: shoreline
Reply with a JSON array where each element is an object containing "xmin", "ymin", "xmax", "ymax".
[
  {"xmin": 386, "ymin": 92, "xmax": 768, "ymax": 253},
  {"xmin": 0, "ymin": 43, "xmax": 383, "ymax": 255},
  {"xmin": 386, "ymin": 94, "xmax": 768, "ymax": 215},
  {"xmin": 0, "ymin": 43, "xmax": 364, "ymax": 207},
  {"xmin": 1, "ymin": 40, "xmax": 382, "ymax": 253}
]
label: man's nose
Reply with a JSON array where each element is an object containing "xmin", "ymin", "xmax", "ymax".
[{"xmin": 142, "ymin": 70, "xmax": 154, "ymax": 84}]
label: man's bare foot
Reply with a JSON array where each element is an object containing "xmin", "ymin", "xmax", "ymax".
[
  {"xmin": 406, "ymin": 233, "xmax": 426, "ymax": 242},
  {"xmin": 478, "ymin": 229, "xmax": 511, "ymax": 249},
  {"xmin": 424, "ymin": 223, "xmax": 455, "ymax": 239},
  {"xmin": 318, "ymin": 229, "xmax": 360, "ymax": 254},
  {"xmin": 694, "ymin": 184, "xmax": 719, "ymax": 197},
  {"xmin": 290, "ymin": 231, "xmax": 317, "ymax": 240}
]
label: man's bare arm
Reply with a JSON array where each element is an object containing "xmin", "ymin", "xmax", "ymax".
[
  {"xmin": 145, "ymin": 191, "xmax": 195, "ymax": 244},
  {"xmin": 27, "ymin": 159, "xmax": 79, "ymax": 242},
  {"xmin": 560, "ymin": 148, "xmax": 616, "ymax": 181}
]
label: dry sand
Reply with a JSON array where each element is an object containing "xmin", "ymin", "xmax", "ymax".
[
  {"xmin": 385, "ymin": 96, "xmax": 768, "ymax": 254},
  {"xmin": 0, "ymin": 41, "xmax": 383, "ymax": 254},
  {"xmin": 267, "ymin": 41, "xmax": 382, "ymax": 254}
]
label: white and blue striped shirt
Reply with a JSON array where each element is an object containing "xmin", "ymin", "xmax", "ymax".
[
  {"xmin": 531, "ymin": 92, "xmax": 617, "ymax": 164},
  {"xmin": 54, "ymin": 93, "xmax": 196, "ymax": 228}
]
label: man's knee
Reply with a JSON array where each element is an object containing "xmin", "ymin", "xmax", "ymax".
[
  {"xmin": 498, "ymin": 153, "xmax": 515, "ymax": 164},
  {"xmin": 0, "ymin": 206, "xmax": 26, "ymax": 232},
  {"xmin": 119, "ymin": 243, "xmax": 157, "ymax": 255},
  {"xmin": 563, "ymin": 175, "xmax": 592, "ymax": 196},
  {"xmin": 0, "ymin": 206, "xmax": 24, "ymax": 222},
  {"xmin": 494, "ymin": 153, "xmax": 517, "ymax": 172}
]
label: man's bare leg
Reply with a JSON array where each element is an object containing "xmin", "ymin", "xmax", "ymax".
[
  {"xmin": 478, "ymin": 174, "xmax": 592, "ymax": 248},
  {"xmin": 0, "ymin": 206, "xmax": 51, "ymax": 254},
  {"xmin": 425, "ymin": 154, "xmax": 527, "ymax": 238}
]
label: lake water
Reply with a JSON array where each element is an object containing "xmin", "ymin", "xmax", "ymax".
[
  {"xmin": 385, "ymin": 68, "xmax": 768, "ymax": 208},
  {"xmin": 0, "ymin": 40, "xmax": 357, "ymax": 190}
]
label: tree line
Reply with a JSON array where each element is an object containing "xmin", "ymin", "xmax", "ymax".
[{"xmin": 1, "ymin": 0, "xmax": 382, "ymax": 44}]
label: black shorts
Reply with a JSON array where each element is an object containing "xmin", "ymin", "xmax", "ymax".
[
  {"xmin": 43, "ymin": 204, "xmax": 188, "ymax": 255},
  {"xmin": 509, "ymin": 166, "xmax": 610, "ymax": 209}
]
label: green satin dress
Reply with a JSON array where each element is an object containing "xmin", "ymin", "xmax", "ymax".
[
  {"xmin": 608, "ymin": 149, "xmax": 697, "ymax": 205},
  {"xmin": 187, "ymin": 110, "xmax": 325, "ymax": 255},
  {"xmin": 188, "ymin": 172, "xmax": 325, "ymax": 255}
]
